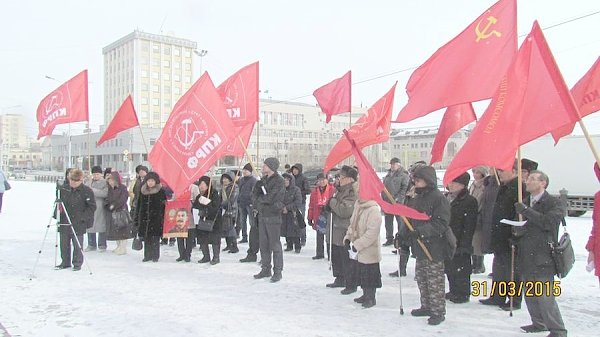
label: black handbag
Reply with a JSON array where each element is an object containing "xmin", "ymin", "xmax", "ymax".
[
  {"xmin": 197, "ymin": 217, "xmax": 216, "ymax": 232},
  {"xmin": 132, "ymin": 236, "xmax": 143, "ymax": 251},
  {"xmin": 112, "ymin": 209, "xmax": 132, "ymax": 229},
  {"xmin": 222, "ymin": 214, "xmax": 235, "ymax": 232},
  {"xmin": 3, "ymin": 180, "xmax": 11, "ymax": 191},
  {"xmin": 294, "ymin": 211, "xmax": 306, "ymax": 229},
  {"xmin": 550, "ymin": 218, "xmax": 575, "ymax": 278}
]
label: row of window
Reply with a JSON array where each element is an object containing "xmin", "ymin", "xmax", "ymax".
[
  {"xmin": 139, "ymin": 71, "xmax": 191, "ymax": 83},
  {"xmin": 141, "ymin": 43, "xmax": 192, "ymax": 58}
]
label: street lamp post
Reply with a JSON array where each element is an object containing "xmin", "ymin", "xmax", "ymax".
[{"xmin": 193, "ymin": 49, "xmax": 208, "ymax": 76}]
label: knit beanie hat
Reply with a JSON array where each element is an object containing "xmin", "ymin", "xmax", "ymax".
[
  {"xmin": 91, "ymin": 166, "xmax": 103, "ymax": 174},
  {"xmin": 453, "ymin": 172, "xmax": 471, "ymax": 187},
  {"xmin": 264, "ymin": 157, "xmax": 280, "ymax": 172},
  {"xmin": 243, "ymin": 163, "xmax": 253, "ymax": 172}
]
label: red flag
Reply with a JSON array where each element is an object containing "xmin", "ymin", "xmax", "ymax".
[
  {"xmin": 148, "ymin": 72, "xmax": 236, "ymax": 196},
  {"xmin": 37, "ymin": 70, "xmax": 89, "ymax": 139},
  {"xmin": 216, "ymin": 62, "xmax": 259, "ymax": 157},
  {"xmin": 97, "ymin": 95, "xmax": 139, "ymax": 146},
  {"xmin": 313, "ymin": 71, "xmax": 352, "ymax": 123},
  {"xmin": 430, "ymin": 103, "xmax": 476, "ymax": 165},
  {"xmin": 324, "ymin": 82, "xmax": 396, "ymax": 172},
  {"xmin": 552, "ymin": 57, "xmax": 600, "ymax": 142},
  {"xmin": 444, "ymin": 21, "xmax": 581, "ymax": 185},
  {"xmin": 396, "ymin": 0, "xmax": 516, "ymax": 123},
  {"xmin": 344, "ymin": 130, "xmax": 429, "ymax": 220}
]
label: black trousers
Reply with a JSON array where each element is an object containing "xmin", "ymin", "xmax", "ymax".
[
  {"xmin": 331, "ymin": 244, "xmax": 356, "ymax": 287},
  {"xmin": 491, "ymin": 251, "xmax": 522, "ymax": 305},
  {"xmin": 315, "ymin": 231, "xmax": 327, "ymax": 257},
  {"xmin": 246, "ymin": 215, "xmax": 259, "ymax": 256},
  {"xmin": 384, "ymin": 214, "xmax": 402, "ymax": 241},
  {"xmin": 59, "ymin": 230, "xmax": 84, "ymax": 267},
  {"xmin": 176, "ymin": 229, "xmax": 197, "ymax": 259},
  {"xmin": 445, "ymin": 253, "xmax": 472, "ymax": 298}
]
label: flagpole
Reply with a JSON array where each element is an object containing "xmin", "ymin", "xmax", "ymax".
[
  {"xmin": 256, "ymin": 123, "xmax": 260, "ymax": 166},
  {"xmin": 138, "ymin": 125, "xmax": 150, "ymax": 156},
  {"xmin": 86, "ymin": 123, "xmax": 91, "ymax": 171},
  {"xmin": 578, "ymin": 119, "xmax": 600, "ymax": 165}
]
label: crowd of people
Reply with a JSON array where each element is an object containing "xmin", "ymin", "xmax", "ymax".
[{"xmin": 49, "ymin": 155, "xmax": 592, "ymax": 337}]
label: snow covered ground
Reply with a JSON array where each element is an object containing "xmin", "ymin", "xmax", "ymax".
[{"xmin": 0, "ymin": 180, "xmax": 598, "ymax": 337}]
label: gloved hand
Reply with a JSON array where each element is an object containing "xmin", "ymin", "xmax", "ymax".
[
  {"xmin": 323, "ymin": 204, "xmax": 332, "ymax": 213},
  {"xmin": 393, "ymin": 233, "xmax": 402, "ymax": 249},
  {"xmin": 344, "ymin": 239, "xmax": 351, "ymax": 251},
  {"xmin": 514, "ymin": 202, "xmax": 528, "ymax": 214},
  {"xmin": 455, "ymin": 247, "xmax": 471, "ymax": 255},
  {"xmin": 252, "ymin": 209, "xmax": 259, "ymax": 218},
  {"xmin": 407, "ymin": 229, "xmax": 420, "ymax": 240},
  {"xmin": 351, "ymin": 243, "xmax": 357, "ymax": 253}
]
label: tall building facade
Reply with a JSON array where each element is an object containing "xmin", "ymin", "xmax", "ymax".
[
  {"xmin": 103, "ymin": 30, "xmax": 197, "ymax": 128},
  {"xmin": 0, "ymin": 113, "xmax": 28, "ymax": 149}
]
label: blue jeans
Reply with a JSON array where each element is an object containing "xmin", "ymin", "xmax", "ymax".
[{"xmin": 87, "ymin": 232, "xmax": 107, "ymax": 249}]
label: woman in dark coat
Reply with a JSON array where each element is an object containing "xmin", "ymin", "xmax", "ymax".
[
  {"xmin": 221, "ymin": 172, "xmax": 239, "ymax": 254},
  {"xmin": 135, "ymin": 171, "xmax": 166, "ymax": 262},
  {"xmin": 105, "ymin": 171, "xmax": 132, "ymax": 255},
  {"xmin": 193, "ymin": 176, "xmax": 222, "ymax": 265},
  {"xmin": 281, "ymin": 173, "xmax": 303, "ymax": 253}
]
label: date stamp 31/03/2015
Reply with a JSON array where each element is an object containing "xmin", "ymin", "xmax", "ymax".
[{"xmin": 471, "ymin": 281, "xmax": 562, "ymax": 298}]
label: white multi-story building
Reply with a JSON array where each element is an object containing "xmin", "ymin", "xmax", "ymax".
[{"xmin": 103, "ymin": 30, "xmax": 197, "ymax": 128}]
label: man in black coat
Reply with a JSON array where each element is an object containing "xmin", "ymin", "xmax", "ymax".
[
  {"xmin": 515, "ymin": 171, "xmax": 567, "ymax": 336},
  {"xmin": 382, "ymin": 157, "xmax": 409, "ymax": 246},
  {"xmin": 238, "ymin": 163, "xmax": 257, "ymax": 249},
  {"xmin": 56, "ymin": 169, "xmax": 96, "ymax": 271},
  {"xmin": 401, "ymin": 166, "xmax": 451, "ymax": 326},
  {"xmin": 444, "ymin": 172, "xmax": 478, "ymax": 303},
  {"xmin": 480, "ymin": 163, "xmax": 528, "ymax": 310},
  {"xmin": 253, "ymin": 158, "xmax": 286, "ymax": 282}
]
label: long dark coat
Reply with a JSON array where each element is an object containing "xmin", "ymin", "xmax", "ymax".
[
  {"xmin": 193, "ymin": 188, "xmax": 222, "ymax": 244},
  {"xmin": 135, "ymin": 184, "xmax": 166, "ymax": 238},
  {"xmin": 479, "ymin": 175, "xmax": 500, "ymax": 254},
  {"xmin": 490, "ymin": 177, "xmax": 528, "ymax": 255},
  {"xmin": 448, "ymin": 188, "xmax": 478, "ymax": 254},
  {"xmin": 517, "ymin": 191, "xmax": 565, "ymax": 277},
  {"xmin": 106, "ymin": 183, "xmax": 133, "ymax": 240},
  {"xmin": 281, "ymin": 178, "xmax": 303, "ymax": 238},
  {"xmin": 56, "ymin": 183, "xmax": 96, "ymax": 235}
]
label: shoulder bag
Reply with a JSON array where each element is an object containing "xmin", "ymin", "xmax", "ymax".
[{"xmin": 549, "ymin": 218, "xmax": 575, "ymax": 278}]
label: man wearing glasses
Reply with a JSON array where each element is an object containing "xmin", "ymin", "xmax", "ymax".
[{"xmin": 56, "ymin": 169, "xmax": 96, "ymax": 271}]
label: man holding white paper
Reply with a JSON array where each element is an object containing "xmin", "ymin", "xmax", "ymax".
[{"xmin": 514, "ymin": 171, "xmax": 567, "ymax": 337}]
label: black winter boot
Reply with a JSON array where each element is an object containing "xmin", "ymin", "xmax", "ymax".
[
  {"xmin": 354, "ymin": 289, "xmax": 367, "ymax": 303},
  {"xmin": 326, "ymin": 277, "xmax": 345, "ymax": 288},
  {"xmin": 210, "ymin": 244, "xmax": 220, "ymax": 265},
  {"xmin": 254, "ymin": 268, "xmax": 272, "ymax": 279},
  {"xmin": 294, "ymin": 238, "xmax": 301, "ymax": 253},
  {"xmin": 284, "ymin": 238, "xmax": 293, "ymax": 251},
  {"xmin": 198, "ymin": 244, "xmax": 211, "ymax": 263},
  {"xmin": 472, "ymin": 255, "xmax": 485, "ymax": 274},
  {"xmin": 228, "ymin": 239, "xmax": 239, "ymax": 254},
  {"xmin": 240, "ymin": 254, "xmax": 257, "ymax": 263},
  {"xmin": 361, "ymin": 288, "xmax": 376, "ymax": 308},
  {"xmin": 270, "ymin": 270, "xmax": 282, "ymax": 283}
]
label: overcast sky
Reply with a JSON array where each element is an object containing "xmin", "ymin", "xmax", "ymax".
[{"xmin": 1, "ymin": 0, "xmax": 599, "ymax": 137}]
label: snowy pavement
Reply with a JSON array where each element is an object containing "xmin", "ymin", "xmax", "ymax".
[{"xmin": 0, "ymin": 181, "xmax": 598, "ymax": 337}]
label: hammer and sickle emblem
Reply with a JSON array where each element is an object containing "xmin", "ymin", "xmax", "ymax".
[{"xmin": 475, "ymin": 16, "xmax": 502, "ymax": 43}]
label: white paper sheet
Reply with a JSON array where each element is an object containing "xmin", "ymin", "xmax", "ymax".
[{"xmin": 500, "ymin": 219, "xmax": 527, "ymax": 227}]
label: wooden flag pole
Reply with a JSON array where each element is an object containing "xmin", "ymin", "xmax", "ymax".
[
  {"xmin": 138, "ymin": 125, "xmax": 150, "ymax": 156},
  {"xmin": 86, "ymin": 122, "xmax": 91, "ymax": 172},
  {"xmin": 382, "ymin": 187, "xmax": 433, "ymax": 261},
  {"xmin": 578, "ymin": 119, "xmax": 600, "ymax": 164},
  {"xmin": 238, "ymin": 135, "xmax": 257, "ymax": 174}
]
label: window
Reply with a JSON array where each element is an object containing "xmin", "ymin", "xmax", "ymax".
[
  {"xmin": 174, "ymin": 62, "xmax": 181, "ymax": 69},
  {"xmin": 184, "ymin": 63, "xmax": 191, "ymax": 71},
  {"xmin": 184, "ymin": 76, "xmax": 191, "ymax": 83},
  {"xmin": 164, "ymin": 86, "xmax": 171, "ymax": 94},
  {"xmin": 141, "ymin": 70, "xmax": 148, "ymax": 78},
  {"xmin": 152, "ymin": 85, "xmax": 159, "ymax": 92},
  {"xmin": 164, "ymin": 73, "xmax": 170, "ymax": 80},
  {"xmin": 164, "ymin": 100, "xmax": 171, "ymax": 107},
  {"xmin": 152, "ymin": 98, "xmax": 159, "ymax": 106},
  {"xmin": 174, "ymin": 87, "xmax": 181, "ymax": 95},
  {"xmin": 184, "ymin": 50, "xmax": 191, "ymax": 57},
  {"xmin": 141, "ymin": 97, "xmax": 148, "ymax": 105},
  {"xmin": 151, "ymin": 72, "xmax": 159, "ymax": 79},
  {"xmin": 141, "ymin": 57, "xmax": 148, "ymax": 65},
  {"xmin": 173, "ymin": 74, "xmax": 180, "ymax": 82},
  {"xmin": 163, "ymin": 47, "xmax": 170, "ymax": 55},
  {"xmin": 174, "ymin": 48, "xmax": 180, "ymax": 56},
  {"xmin": 152, "ymin": 58, "xmax": 160, "ymax": 66},
  {"xmin": 142, "ymin": 83, "xmax": 148, "ymax": 91},
  {"xmin": 152, "ymin": 44, "xmax": 160, "ymax": 53},
  {"xmin": 162, "ymin": 60, "xmax": 170, "ymax": 67}
]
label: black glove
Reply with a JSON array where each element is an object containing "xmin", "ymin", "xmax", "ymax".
[
  {"xmin": 344, "ymin": 239, "xmax": 351, "ymax": 251},
  {"xmin": 393, "ymin": 233, "xmax": 402, "ymax": 249},
  {"xmin": 323, "ymin": 204, "xmax": 332, "ymax": 213},
  {"xmin": 514, "ymin": 202, "xmax": 528, "ymax": 214},
  {"xmin": 255, "ymin": 180, "xmax": 265, "ymax": 193},
  {"xmin": 407, "ymin": 229, "xmax": 420, "ymax": 240},
  {"xmin": 351, "ymin": 244, "xmax": 357, "ymax": 253}
]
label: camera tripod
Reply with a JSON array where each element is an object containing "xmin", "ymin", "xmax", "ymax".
[{"xmin": 30, "ymin": 184, "xmax": 93, "ymax": 279}]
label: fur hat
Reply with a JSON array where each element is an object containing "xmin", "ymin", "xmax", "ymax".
[
  {"xmin": 340, "ymin": 165, "xmax": 358, "ymax": 181},
  {"xmin": 521, "ymin": 158, "xmax": 538, "ymax": 172},
  {"xmin": 91, "ymin": 166, "xmax": 103, "ymax": 174},
  {"xmin": 69, "ymin": 169, "xmax": 84, "ymax": 182},
  {"xmin": 243, "ymin": 163, "xmax": 253, "ymax": 172},
  {"xmin": 412, "ymin": 166, "xmax": 437, "ymax": 187},
  {"xmin": 145, "ymin": 171, "xmax": 160, "ymax": 184},
  {"xmin": 264, "ymin": 157, "xmax": 280, "ymax": 172},
  {"xmin": 453, "ymin": 172, "xmax": 471, "ymax": 187}
]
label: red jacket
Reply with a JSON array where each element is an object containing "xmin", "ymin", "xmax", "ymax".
[
  {"xmin": 586, "ymin": 163, "xmax": 600, "ymax": 278},
  {"xmin": 307, "ymin": 183, "xmax": 334, "ymax": 225}
]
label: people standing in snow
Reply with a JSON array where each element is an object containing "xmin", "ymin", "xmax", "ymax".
[
  {"xmin": 307, "ymin": 173, "xmax": 335, "ymax": 260},
  {"xmin": 281, "ymin": 173, "xmax": 303, "ymax": 253},
  {"xmin": 176, "ymin": 183, "xmax": 199, "ymax": 262},
  {"xmin": 291, "ymin": 163, "xmax": 310, "ymax": 246},
  {"xmin": 194, "ymin": 176, "xmax": 222, "ymax": 265},
  {"xmin": 382, "ymin": 157, "xmax": 409, "ymax": 246},
  {"xmin": 85, "ymin": 166, "xmax": 109, "ymax": 252},
  {"xmin": 469, "ymin": 166, "xmax": 488, "ymax": 274},
  {"xmin": 135, "ymin": 172, "xmax": 166, "ymax": 262},
  {"xmin": 221, "ymin": 172, "xmax": 239, "ymax": 254},
  {"xmin": 237, "ymin": 163, "xmax": 257, "ymax": 245},
  {"xmin": 105, "ymin": 171, "xmax": 132, "ymax": 255}
]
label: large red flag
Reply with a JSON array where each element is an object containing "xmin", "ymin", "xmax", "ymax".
[
  {"xmin": 344, "ymin": 130, "xmax": 429, "ymax": 220},
  {"xmin": 324, "ymin": 82, "xmax": 396, "ymax": 172},
  {"xmin": 313, "ymin": 71, "xmax": 351, "ymax": 123},
  {"xmin": 552, "ymin": 56, "xmax": 600, "ymax": 142},
  {"xmin": 216, "ymin": 62, "xmax": 259, "ymax": 157},
  {"xmin": 37, "ymin": 70, "xmax": 89, "ymax": 139},
  {"xmin": 430, "ymin": 103, "xmax": 476, "ymax": 165},
  {"xmin": 396, "ymin": 0, "xmax": 516, "ymax": 123},
  {"xmin": 149, "ymin": 72, "xmax": 236, "ymax": 196},
  {"xmin": 97, "ymin": 95, "xmax": 139, "ymax": 146},
  {"xmin": 444, "ymin": 21, "xmax": 581, "ymax": 185}
]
